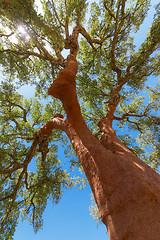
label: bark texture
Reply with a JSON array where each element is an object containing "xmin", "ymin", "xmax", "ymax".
[{"xmin": 41, "ymin": 57, "xmax": 160, "ymax": 240}]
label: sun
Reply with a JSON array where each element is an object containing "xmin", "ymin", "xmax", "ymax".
[
  {"xmin": 17, "ymin": 25, "xmax": 26, "ymax": 35},
  {"xmin": 10, "ymin": 25, "xmax": 30, "ymax": 43}
]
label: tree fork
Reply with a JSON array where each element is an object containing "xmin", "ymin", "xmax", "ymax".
[{"xmin": 42, "ymin": 56, "xmax": 160, "ymax": 240}]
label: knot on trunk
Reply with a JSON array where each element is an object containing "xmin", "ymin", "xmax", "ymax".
[
  {"xmin": 98, "ymin": 118, "xmax": 116, "ymax": 134},
  {"xmin": 109, "ymin": 86, "xmax": 121, "ymax": 105},
  {"xmin": 48, "ymin": 56, "xmax": 78, "ymax": 101}
]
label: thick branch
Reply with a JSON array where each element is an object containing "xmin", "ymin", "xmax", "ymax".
[
  {"xmin": 64, "ymin": 24, "xmax": 80, "ymax": 56},
  {"xmin": 105, "ymin": 104, "xmax": 117, "ymax": 126},
  {"xmin": 104, "ymin": 84, "xmax": 122, "ymax": 126},
  {"xmin": 40, "ymin": 114, "xmax": 66, "ymax": 136},
  {"xmin": 70, "ymin": 25, "xmax": 80, "ymax": 56}
]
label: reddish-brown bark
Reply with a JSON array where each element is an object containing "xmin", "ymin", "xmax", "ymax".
[{"xmin": 41, "ymin": 56, "xmax": 160, "ymax": 240}]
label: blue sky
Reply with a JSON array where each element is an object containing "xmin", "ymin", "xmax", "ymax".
[
  {"xmin": 14, "ymin": 184, "xmax": 108, "ymax": 240},
  {"xmin": 1, "ymin": 0, "xmax": 158, "ymax": 239}
]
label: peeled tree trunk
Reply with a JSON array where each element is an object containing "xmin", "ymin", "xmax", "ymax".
[{"xmin": 41, "ymin": 56, "xmax": 160, "ymax": 240}]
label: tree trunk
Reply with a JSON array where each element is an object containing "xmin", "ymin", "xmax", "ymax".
[{"xmin": 41, "ymin": 57, "xmax": 160, "ymax": 240}]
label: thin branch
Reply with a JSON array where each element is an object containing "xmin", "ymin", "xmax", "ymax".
[
  {"xmin": 0, "ymin": 131, "xmax": 39, "ymax": 174},
  {"xmin": 135, "ymin": 0, "xmax": 143, "ymax": 13},
  {"xmin": 79, "ymin": 24, "xmax": 113, "ymax": 47},
  {"xmin": 64, "ymin": 0, "xmax": 69, "ymax": 40},
  {"xmin": 0, "ymin": 49, "xmax": 48, "ymax": 60},
  {"xmin": 33, "ymin": 35, "xmax": 64, "ymax": 64},
  {"xmin": 119, "ymin": 0, "xmax": 126, "ymax": 27},
  {"xmin": 79, "ymin": 25, "xmax": 96, "ymax": 49},
  {"xmin": 0, "ymin": 46, "xmax": 64, "ymax": 68},
  {"xmin": 93, "ymin": 86, "xmax": 109, "ymax": 96},
  {"xmin": 111, "ymin": 101, "xmax": 153, "ymax": 128},
  {"xmin": 0, "ymin": 32, "xmax": 14, "ymax": 38},
  {"xmin": 27, "ymin": 20, "xmax": 64, "ymax": 61},
  {"xmin": 2, "ymin": 100, "xmax": 28, "ymax": 122},
  {"xmin": 126, "ymin": 118, "xmax": 143, "ymax": 133},
  {"xmin": 1, "ymin": 170, "xmax": 25, "ymax": 227},
  {"xmin": 0, "ymin": 132, "xmax": 33, "ymax": 140},
  {"xmin": 26, "ymin": 193, "xmax": 36, "ymax": 227},
  {"xmin": 0, "ymin": 161, "xmax": 22, "ymax": 175},
  {"xmin": 110, "ymin": 2, "xmax": 122, "ymax": 80},
  {"xmin": 32, "ymin": 198, "xmax": 36, "ymax": 227},
  {"xmin": 100, "ymin": 33, "xmax": 114, "ymax": 44},
  {"xmin": 33, "ymin": 37, "xmax": 56, "ymax": 61},
  {"xmin": 114, "ymin": 112, "xmax": 146, "ymax": 121},
  {"xmin": 12, "ymin": 103, "xmax": 27, "ymax": 122},
  {"xmin": 110, "ymin": 0, "xmax": 127, "ymax": 81},
  {"xmin": 115, "ymin": 0, "xmax": 121, "ymax": 26},
  {"xmin": 24, "ymin": 166, "xmax": 29, "ymax": 189},
  {"xmin": 0, "ymin": 115, "xmax": 67, "ymax": 175},
  {"xmin": 51, "ymin": 0, "xmax": 65, "ymax": 27},
  {"xmin": 103, "ymin": 1, "xmax": 116, "ymax": 20},
  {"xmin": 113, "ymin": 102, "xmax": 154, "ymax": 121},
  {"xmin": 125, "ymin": 42, "xmax": 158, "ymax": 83},
  {"xmin": 24, "ymin": 178, "xmax": 52, "ymax": 190},
  {"xmin": 0, "ymin": 193, "xmax": 14, "ymax": 202},
  {"xmin": 26, "ymin": 194, "xmax": 35, "ymax": 213},
  {"xmin": 0, "ymin": 173, "xmax": 13, "ymax": 185}
]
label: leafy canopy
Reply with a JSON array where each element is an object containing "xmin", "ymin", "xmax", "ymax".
[{"xmin": 0, "ymin": 0, "xmax": 160, "ymax": 238}]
